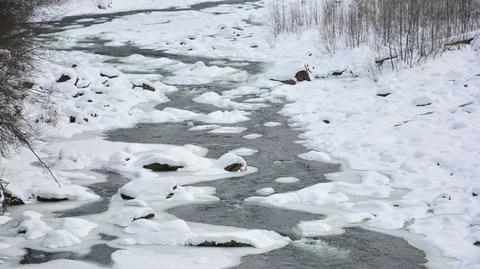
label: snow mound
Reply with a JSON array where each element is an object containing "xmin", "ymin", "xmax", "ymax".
[
  {"xmin": 42, "ymin": 230, "xmax": 82, "ymax": 249},
  {"xmin": 111, "ymin": 207, "xmax": 155, "ymax": 227},
  {"xmin": 61, "ymin": 218, "xmax": 97, "ymax": 237},
  {"xmin": 119, "ymin": 177, "xmax": 177, "ymax": 201},
  {"xmin": 18, "ymin": 211, "xmax": 52, "ymax": 240}
]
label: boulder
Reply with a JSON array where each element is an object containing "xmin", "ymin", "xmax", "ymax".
[
  {"xmin": 36, "ymin": 196, "xmax": 69, "ymax": 202},
  {"xmin": 192, "ymin": 240, "xmax": 252, "ymax": 247},
  {"xmin": 143, "ymin": 163, "xmax": 184, "ymax": 172},
  {"xmin": 295, "ymin": 70, "xmax": 311, "ymax": 82},
  {"xmin": 56, "ymin": 74, "xmax": 71, "ymax": 83},
  {"xmin": 133, "ymin": 82, "xmax": 156, "ymax": 92},
  {"xmin": 330, "ymin": 69, "xmax": 346, "ymax": 76}
]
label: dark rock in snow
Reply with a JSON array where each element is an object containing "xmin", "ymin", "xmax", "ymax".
[
  {"xmin": 224, "ymin": 163, "xmax": 244, "ymax": 172},
  {"xmin": 69, "ymin": 116, "xmax": 76, "ymax": 123},
  {"xmin": 323, "ymin": 120, "xmax": 331, "ymax": 124},
  {"xmin": 331, "ymin": 69, "xmax": 346, "ymax": 76},
  {"xmin": 474, "ymin": 241, "xmax": 480, "ymax": 246},
  {"xmin": 133, "ymin": 213, "xmax": 155, "ymax": 221},
  {"xmin": 57, "ymin": 74, "xmax": 72, "ymax": 83},
  {"xmin": 166, "ymin": 192, "xmax": 175, "ymax": 199},
  {"xmin": 143, "ymin": 163, "xmax": 184, "ymax": 172},
  {"xmin": 133, "ymin": 83, "xmax": 156, "ymax": 92},
  {"xmin": 279, "ymin": 79, "xmax": 296, "ymax": 85},
  {"xmin": 377, "ymin": 93, "xmax": 391, "ymax": 97},
  {"xmin": 100, "ymin": 73, "xmax": 118, "ymax": 79},
  {"xmin": 295, "ymin": 70, "xmax": 311, "ymax": 82},
  {"xmin": 193, "ymin": 240, "xmax": 252, "ymax": 247},
  {"xmin": 36, "ymin": 196, "xmax": 69, "ymax": 202},
  {"xmin": 120, "ymin": 193, "xmax": 134, "ymax": 200}
]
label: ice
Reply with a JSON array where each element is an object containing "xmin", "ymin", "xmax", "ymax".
[
  {"xmin": 228, "ymin": 147, "xmax": 258, "ymax": 156},
  {"xmin": 256, "ymin": 187, "xmax": 275, "ymax": 196},
  {"xmin": 201, "ymin": 110, "xmax": 250, "ymax": 124},
  {"xmin": 209, "ymin": 126, "xmax": 247, "ymax": 134},
  {"xmin": 243, "ymin": 133, "xmax": 262, "ymax": 139},
  {"xmin": 275, "ymin": 177, "xmax": 300, "ymax": 184},
  {"xmin": 298, "ymin": 151, "xmax": 333, "ymax": 163},
  {"xmin": 263, "ymin": 122, "xmax": 282, "ymax": 127}
]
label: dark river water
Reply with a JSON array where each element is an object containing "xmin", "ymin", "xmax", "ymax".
[{"xmin": 24, "ymin": 1, "xmax": 429, "ymax": 268}]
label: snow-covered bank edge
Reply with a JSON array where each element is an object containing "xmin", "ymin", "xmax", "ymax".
[{"xmin": 251, "ymin": 44, "xmax": 480, "ymax": 268}]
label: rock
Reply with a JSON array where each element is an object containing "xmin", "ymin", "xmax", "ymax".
[
  {"xmin": 57, "ymin": 74, "xmax": 71, "ymax": 83},
  {"xmin": 143, "ymin": 163, "xmax": 184, "ymax": 172},
  {"xmin": 69, "ymin": 116, "xmax": 76, "ymax": 123},
  {"xmin": 166, "ymin": 192, "xmax": 175, "ymax": 199},
  {"xmin": 2, "ymin": 191, "xmax": 24, "ymax": 206},
  {"xmin": 377, "ymin": 93, "xmax": 391, "ymax": 97},
  {"xmin": 216, "ymin": 153, "xmax": 247, "ymax": 172},
  {"xmin": 133, "ymin": 83, "xmax": 156, "ymax": 92},
  {"xmin": 331, "ymin": 69, "xmax": 346, "ymax": 76},
  {"xmin": 192, "ymin": 240, "xmax": 252, "ymax": 247},
  {"xmin": 474, "ymin": 241, "xmax": 480, "ymax": 246},
  {"xmin": 120, "ymin": 193, "xmax": 134, "ymax": 200},
  {"xmin": 72, "ymin": 92, "xmax": 84, "ymax": 98},
  {"xmin": 36, "ymin": 196, "xmax": 69, "ymax": 202},
  {"xmin": 280, "ymin": 79, "xmax": 296, "ymax": 85},
  {"xmin": 323, "ymin": 120, "xmax": 330, "ymax": 124},
  {"xmin": 295, "ymin": 70, "xmax": 311, "ymax": 82},
  {"xmin": 224, "ymin": 163, "xmax": 244, "ymax": 172},
  {"xmin": 22, "ymin": 82, "xmax": 34, "ymax": 89},
  {"xmin": 133, "ymin": 213, "xmax": 155, "ymax": 222}
]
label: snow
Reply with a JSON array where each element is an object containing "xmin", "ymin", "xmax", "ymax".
[
  {"xmin": 5, "ymin": 0, "xmax": 479, "ymax": 268},
  {"xmin": 18, "ymin": 211, "xmax": 52, "ymax": 240},
  {"xmin": 120, "ymin": 218, "xmax": 289, "ymax": 249},
  {"xmin": 42, "ymin": 230, "xmax": 82, "ymax": 249},
  {"xmin": 118, "ymin": 177, "xmax": 176, "ymax": 201},
  {"xmin": 215, "ymin": 153, "xmax": 248, "ymax": 172},
  {"xmin": 61, "ymin": 218, "xmax": 97, "ymax": 237},
  {"xmin": 111, "ymin": 207, "xmax": 156, "ymax": 227}
]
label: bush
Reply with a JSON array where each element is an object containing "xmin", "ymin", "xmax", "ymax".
[
  {"xmin": 0, "ymin": 0, "xmax": 60, "ymax": 157},
  {"xmin": 268, "ymin": 0, "xmax": 480, "ymax": 66}
]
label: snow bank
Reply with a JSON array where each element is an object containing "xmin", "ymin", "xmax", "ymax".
[{"xmin": 269, "ymin": 46, "xmax": 480, "ymax": 265}]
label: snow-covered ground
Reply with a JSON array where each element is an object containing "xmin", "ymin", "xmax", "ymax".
[{"xmin": 1, "ymin": 0, "xmax": 479, "ymax": 268}]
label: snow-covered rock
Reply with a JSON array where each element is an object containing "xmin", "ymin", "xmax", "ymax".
[
  {"xmin": 215, "ymin": 153, "xmax": 247, "ymax": 172},
  {"xmin": 118, "ymin": 177, "xmax": 177, "ymax": 201}
]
